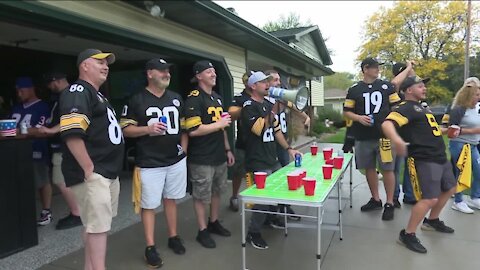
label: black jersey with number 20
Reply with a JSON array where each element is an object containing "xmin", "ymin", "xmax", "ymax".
[
  {"xmin": 385, "ymin": 100, "xmax": 446, "ymax": 164},
  {"xmin": 59, "ymin": 80, "xmax": 125, "ymax": 187},
  {"xmin": 120, "ymin": 89, "xmax": 186, "ymax": 168}
]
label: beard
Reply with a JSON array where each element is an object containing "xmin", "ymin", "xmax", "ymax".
[{"xmin": 155, "ymin": 77, "xmax": 170, "ymax": 89}]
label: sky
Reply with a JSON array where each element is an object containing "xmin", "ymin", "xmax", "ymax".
[{"xmin": 215, "ymin": 1, "xmax": 394, "ymax": 74}]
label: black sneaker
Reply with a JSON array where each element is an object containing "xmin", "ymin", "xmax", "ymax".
[
  {"xmin": 284, "ymin": 205, "xmax": 301, "ymax": 221},
  {"xmin": 393, "ymin": 198, "xmax": 401, "ymax": 208},
  {"xmin": 421, "ymin": 218, "xmax": 454, "ymax": 233},
  {"xmin": 168, "ymin": 236, "xmax": 186, "ymax": 255},
  {"xmin": 403, "ymin": 198, "xmax": 417, "ymax": 205},
  {"xmin": 55, "ymin": 213, "xmax": 82, "ymax": 230},
  {"xmin": 246, "ymin": 232, "xmax": 269, "ymax": 250},
  {"xmin": 397, "ymin": 229, "xmax": 427, "ymax": 254},
  {"xmin": 360, "ymin": 198, "xmax": 383, "ymax": 212},
  {"xmin": 382, "ymin": 203, "xmax": 395, "ymax": 221},
  {"xmin": 207, "ymin": 220, "xmax": 231, "ymax": 237},
  {"xmin": 144, "ymin": 246, "xmax": 163, "ymax": 268},
  {"xmin": 37, "ymin": 209, "xmax": 52, "ymax": 226},
  {"xmin": 264, "ymin": 216, "xmax": 285, "ymax": 229},
  {"xmin": 229, "ymin": 197, "xmax": 239, "ymax": 212},
  {"xmin": 196, "ymin": 229, "xmax": 216, "ymax": 248}
]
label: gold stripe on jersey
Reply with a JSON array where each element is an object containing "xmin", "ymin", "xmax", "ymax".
[
  {"xmin": 441, "ymin": 114, "xmax": 450, "ymax": 125},
  {"xmin": 407, "ymin": 157, "xmax": 422, "ymax": 201},
  {"xmin": 180, "ymin": 117, "xmax": 186, "ymax": 130},
  {"xmin": 389, "ymin": 93, "xmax": 401, "ymax": 104},
  {"xmin": 344, "ymin": 99, "xmax": 355, "ymax": 108},
  {"xmin": 386, "ymin": 112, "xmax": 409, "ymax": 127},
  {"xmin": 185, "ymin": 116, "xmax": 202, "ymax": 129},
  {"xmin": 119, "ymin": 118, "xmax": 138, "ymax": 128},
  {"xmin": 272, "ymin": 117, "xmax": 281, "ymax": 132},
  {"xmin": 251, "ymin": 118, "xmax": 265, "ymax": 136},
  {"xmin": 60, "ymin": 113, "xmax": 90, "ymax": 131}
]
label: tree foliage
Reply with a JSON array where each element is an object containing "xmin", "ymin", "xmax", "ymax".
[
  {"xmin": 358, "ymin": 1, "xmax": 479, "ymax": 104},
  {"xmin": 262, "ymin": 12, "xmax": 312, "ymax": 32},
  {"xmin": 324, "ymin": 72, "xmax": 355, "ymax": 90}
]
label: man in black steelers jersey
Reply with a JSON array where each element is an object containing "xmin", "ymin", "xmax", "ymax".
[
  {"xmin": 242, "ymin": 71, "xmax": 301, "ymax": 249},
  {"xmin": 120, "ymin": 59, "xmax": 188, "ymax": 268},
  {"xmin": 185, "ymin": 60, "xmax": 235, "ymax": 249},
  {"xmin": 60, "ymin": 49, "xmax": 124, "ymax": 270},
  {"xmin": 383, "ymin": 76, "xmax": 455, "ymax": 253},
  {"xmin": 343, "ymin": 57, "xmax": 401, "ymax": 221}
]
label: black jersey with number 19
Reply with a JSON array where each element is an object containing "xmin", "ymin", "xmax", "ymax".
[
  {"xmin": 184, "ymin": 88, "xmax": 227, "ymax": 165},
  {"xmin": 344, "ymin": 79, "xmax": 400, "ymax": 140},
  {"xmin": 385, "ymin": 100, "xmax": 446, "ymax": 164},
  {"xmin": 59, "ymin": 80, "xmax": 125, "ymax": 187},
  {"xmin": 120, "ymin": 89, "xmax": 186, "ymax": 168}
]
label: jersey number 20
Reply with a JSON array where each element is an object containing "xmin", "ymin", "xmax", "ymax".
[{"xmin": 146, "ymin": 106, "xmax": 180, "ymax": 134}]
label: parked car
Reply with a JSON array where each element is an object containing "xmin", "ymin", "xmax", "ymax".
[{"xmin": 429, "ymin": 104, "xmax": 449, "ymax": 124}]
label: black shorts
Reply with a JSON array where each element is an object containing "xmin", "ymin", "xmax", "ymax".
[{"xmin": 406, "ymin": 158, "xmax": 456, "ymax": 200}]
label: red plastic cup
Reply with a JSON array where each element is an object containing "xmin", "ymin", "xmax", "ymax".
[
  {"xmin": 298, "ymin": 169, "xmax": 307, "ymax": 187},
  {"xmin": 254, "ymin": 172, "xmax": 267, "ymax": 189},
  {"xmin": 311, "ymin": 145, "xmax": 319, "ymax": 156},
  {"xmin": 325, "ymin": 158, "xmax": 334, "ymax": 165},
  {"xmin": 303, "ymin": 177, "xmax": 316, "ymax": 196},
  {"xmin": 333, "ymin": 156, "xmax": 344, "ymax": 169},
  {"xmin": 322, "ymin": 165, "xmax": 334, "ymax": 180},
  {"xmin": 447, "ymin": 125, "xmax": 460, "ymax": 139},
  {"xmin": 323, "ymin": 148, "xmax": 333, "ymax": 160},
  {"xmin": 287, "ymin": 173, "xmax": 299, "ymax": 190}
]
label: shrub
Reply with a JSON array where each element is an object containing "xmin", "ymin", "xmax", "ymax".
[{"xmin": 311, "ymin": 107, "xmax": 343, "ymax": 136}]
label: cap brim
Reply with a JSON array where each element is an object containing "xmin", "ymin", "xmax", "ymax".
[
  {"xmin": 422, "ymin": 78, "xmax": 430, "ymax": 84},
  {"xmin": 91, "ymin": 53, "xmax": 115, "ymax": 64}
]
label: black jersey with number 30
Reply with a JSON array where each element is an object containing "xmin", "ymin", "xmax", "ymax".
[
  {"xmin": 59, "ymin": 80, "xmax": 125, "ymax": 187},
  {"xmin": 184, "ymin": 88, "xmax": 227, "ymax": 165},
  {"xmin": 385, "ymin": 100, "xmax": 446, "ymax": 164},
  {"xmin": 241, "ymin": 99, "xmax": 279, "ymax": 172},
  {"xmin": 344, "ymin": 79, "xmax": 400, "ymax": 140},
  {"xmin": 120, "ymin": 89, "xmax": 186, "ymax": 168}
]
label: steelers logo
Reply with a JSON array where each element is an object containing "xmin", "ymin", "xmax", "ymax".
[
  {"xmin": 188, "ymin": 90, "xmax": 200, "ymax": 97},
  {"xmin": 382, "ymin": 84, "xmax": 388, "ymax": 90}
]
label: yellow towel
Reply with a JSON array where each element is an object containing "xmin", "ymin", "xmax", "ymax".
[
  {"xmin": 456, "ymin": 144, "xmax": 472, "ymax": 193},
  {"xmin": 379, "ymin": 138, "xmax": 393, "ymax": 163},
  {"xmin": 407, "ymin": 157, "xmax": 422, "ymax": 201},
  {"xmin": 132, "ymin": 166, "xmax": 142, "ymax": 214}
]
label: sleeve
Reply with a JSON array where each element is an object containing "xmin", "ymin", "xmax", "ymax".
[
  {"xmin": 59, "ymin": 85, "xmax": 92, "ymax": 139},
  {"xmin": 385, "ymin": 102, "xmax": 412, "ymax": 128},
  {"xmin": 448, "ymin": 107, "xmax": 466, "ymax": 126},
  {"xmin": 343, "ymin": 87, "xmax": 355, "ymax": 112},
  {"xmin": 184, "ymin": 90, "xmax": 203, "ymax": 131},
  {"xmin": 178, "ymin": 96, "xmax": 187, "ymax": 132},
  {"xmin": 119, "ymin": 96, "xmax": 138, "ymax": 128},
  {"xmin": 387, "ymin": 84, "xmax": 401, "ymax": 105},
  {"xmin": 241, "ymin": 101, "xmax": 265, "ymax": 137}
]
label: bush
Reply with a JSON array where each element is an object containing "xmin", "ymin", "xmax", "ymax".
[{"xmin": 311, "ymin": 107, "xmax": 343, "ymax": 136}]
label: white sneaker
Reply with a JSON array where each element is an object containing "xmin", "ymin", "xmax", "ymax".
[
  {"xmin": 451, "ymin": 201, "xmax": 474, "ymax": 214},
  {"xmin": 466, "ymin": 198, "xmax": 480, "ymax": 210},
  {"xmin": 377, "ymin": 172, "xmax": 384, "ymax": 180}
]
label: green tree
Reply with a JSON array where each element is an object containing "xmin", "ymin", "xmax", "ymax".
[
  {"xmin": 262, "ymin": 12, "xmax": 312, "ymax": 32},
  {"xmin": 324, "ymin": 72, "xmax": 355, "ymax": 90},
  {"xmin": 358, "ymin": 1, "xmax": 479, "ymax": 104}
]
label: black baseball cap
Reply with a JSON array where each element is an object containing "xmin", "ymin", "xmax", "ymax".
[
  {"xmin": 77, "ymin": 48, "xmax": 115, "ymax": 66},
  {"xmin": 145, "ymin": 58, "xmax": 172, "ymax": 71},
  {"xmin": 43, "ymin": 72, "xmax": 67, "ymax": 83},
  {"xmin": 400, "ymin": 76, "xmax": 430, "ymax": 91},
  {"xmin": 193, "ymin": 60, "xmax": 214, "ymax": 75},
  {"xmin": 392, "ymin": 62, "xmax": 407, "ymax": 77},
  {"xmin": 361, "ymin": 57, "xmax": 384, "ymax": 70}
]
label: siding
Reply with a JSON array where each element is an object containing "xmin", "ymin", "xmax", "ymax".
[
  {"xmin": 297, "ymin": 35, "xmax": 322, "ymax": 63},
  {"xmin": 37, "ymin": 0, "xmax": 246, "ymax": 95},
  {"xmin": 310, "ymin": 79, "xmax": 324, "ymax": 107}
]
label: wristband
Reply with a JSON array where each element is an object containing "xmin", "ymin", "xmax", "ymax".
[{"xmin": 286, "ymin": 146, "xmax": 292, "ymax": 151}]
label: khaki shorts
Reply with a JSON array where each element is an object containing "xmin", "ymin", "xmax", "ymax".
[
  {"xmin": 71, "ymin": 172, "xmax": 120, "ymax": 233},
  {"xmin": 354, "ymin": 139, "xmax": 395, "ymax": 171},
  {"xmin": 407, "ymin": 158, "xmax": 456, "ymax": 200},
  {"xmin": 188, "ymin": 162, "xmax": 227, "ymax": 203},
  {"xmin": 51, "ymin": 152, "xmax": 65, "ymax": 185}
]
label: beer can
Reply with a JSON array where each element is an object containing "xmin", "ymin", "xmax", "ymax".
[
  {"xmin": 159, "ymin": 116, "xmax": 167, "ymax": 124},
  {"xmin": 294, "ymin": 153, "xmax": 302, "ymax": 167},
  {"xmin": 368, "ymin": 114, "xmax": 374, "ymax": 126}
]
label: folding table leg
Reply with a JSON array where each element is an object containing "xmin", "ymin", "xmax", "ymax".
[
  {"xmin": 241, "ymin": 201, "xmax": 247, "ymax": 270},
  {"xmin": 317, "ymin": 206, "xmax": 322, "ymax": 270}
]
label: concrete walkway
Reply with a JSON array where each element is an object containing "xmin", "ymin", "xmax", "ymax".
[{"xmin": 3, "ymin": 141, "xmax": 480, "ymax": 270}]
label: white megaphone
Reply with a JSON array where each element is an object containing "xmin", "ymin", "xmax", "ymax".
[{"xmin": 268, "ymin": 86, "xmax": 310, "ymax": 111}]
